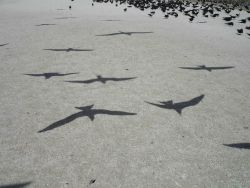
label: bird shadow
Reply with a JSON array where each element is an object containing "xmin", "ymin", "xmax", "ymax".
[
  {"xmin": 55, "ymin": 17, "xmax": 77, "ymax": 19},
  {"xmin": 223, "ymin": 143, "xmax": 250, "ymax": 149},
  {"xmin": 38, "ymin": 105, "xmax": 137, "ymax": 133},
  {"xmin": 0, "ymin": 182, "xmax": 32, "ymax": 188},
  {"xmin": 146, "ymin": 95, "xmax": 204, "ymax": 115},
  {"xmin": 43, "ymin": 48, "xmax": 94, "ymax": 52},
  {"xmin": 0, "ymin": 43, "xmax": 9, "ymax": 47},
  {"xmin": 96, "ymin": 31, "xmax": 153, "ymax": 36},
  {"xmin": 101, "ymin": 19, "xmax": 121, "ymax": 22},
  {"xmin": 24, "ymin": 72, "xmax": 79, "ymax": 79},
  {"xmin": 65, "ymin": 75, "xmax": 137, "ymax": 84},
  {"xmin": 179, "ymin": 65, "xmax": 234, "ymax": 72},
  {"xmin": 35, "ymin": 24, "xmax": 56, "ymax": 26}
]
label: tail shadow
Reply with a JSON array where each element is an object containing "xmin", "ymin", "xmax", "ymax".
[{"xmin": 223, "ymin": 143, "xmax": 250, "ymax": 149}]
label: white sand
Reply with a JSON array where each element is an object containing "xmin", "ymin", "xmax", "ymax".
[{"xmin": 0, "ymin": 0, "xmax": 250, "ymax": 187}]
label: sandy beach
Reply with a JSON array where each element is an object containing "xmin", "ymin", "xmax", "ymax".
[{"xmin": 0, "ymin": 0, "xmax": 250, "ymax": 187}]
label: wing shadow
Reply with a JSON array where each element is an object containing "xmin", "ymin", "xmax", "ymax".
[
  {"xmin": 223, "ymin": 143, "xmax": 250, "ymax": 149},
  {"xmin": 0, "ymin": 43, "xmax": 9, "ymax": 47},
  {"xmin": 0, "ymin": 182, "xmax": 31, "ymax": 188}
]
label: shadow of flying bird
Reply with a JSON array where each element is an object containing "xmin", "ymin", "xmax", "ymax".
[
  {"xmin": 43, "ymin": 48, "xmax": 93, "ymax": 52},
  {"xmin": 237, "ymin": 28, "xmax": 243, "ymax": 34},
  {"xmin": 225, "ymin": 22, "xmax": 234, "ymax": 26},
  {"xmin": 179, "ymin": 65, "xmax": 234, "ymax": 72},
  {"xmin": 101, "ymin": 20, "xmax": 121, "ymax": 21},
  {"xmin": 239, "ymin": 19, "xmax": 246, "ymax": 23},
  {"xmin": 146, "ymin": 95, "xmax": 204, "ymax": 115},
  {"xmin": 65, "ymin": 75, "xmax": 136, "ymax": 84},
  {"xmin": 25, "ymin": 72, "xmax": 79, "ymax": 79},
  {"xmin": 36, "ymin": 24, "xmax": 56, "ymax": 26},
  {"xmin": 55, "ymin": 17, "xmax": 77, "ymax": 19},
  {"xmin": 96, "ymin": 31, "xmax": 153, "ymax": 36},
  {"xmin": 0, "ymin": 43, "xmax": 8, "ymax": 47},
  {"xmin": 0, "ymin": 182, "xmax": 32, "ymax": 188},
  {"xmin": 223, "ymin": 143, "xmax": 250, "ymax": 149},
  {"xmin": 223, "ymin": 16, "xmax": 233, "ymax": 21},
  {"xmin": 38, "ymin": 105, "xmax": 137, "ymax": 132}
]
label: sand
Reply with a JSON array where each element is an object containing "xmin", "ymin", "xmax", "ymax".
[{"xmin": 0, "ymin": 0, "xmax": 250, "ymax": 187}]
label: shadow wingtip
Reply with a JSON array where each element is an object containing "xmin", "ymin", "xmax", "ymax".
[
  {"xmin": 38, "ymin": 129, "xmax": 45, "ymax": 133},
  {"xmin": 200, "ymin": 94, "xmax": 205, "ymax": 99}
]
